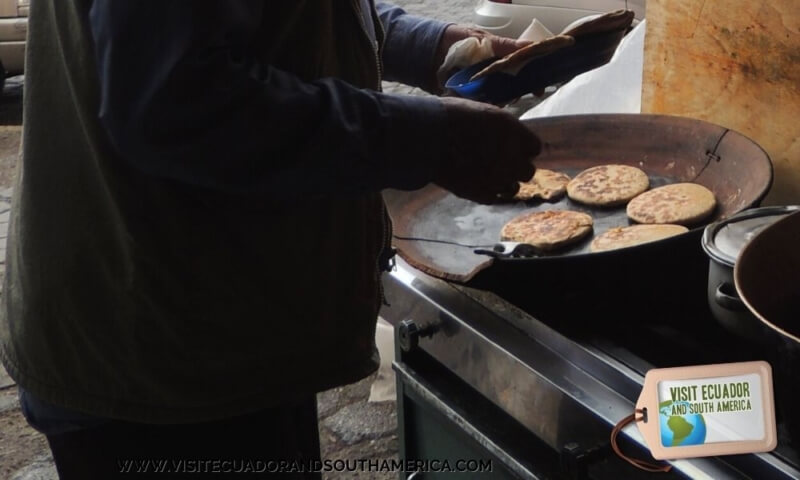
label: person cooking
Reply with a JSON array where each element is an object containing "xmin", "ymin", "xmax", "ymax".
[{"xmin": 0, "ymin": 1, "xmax": 540, "ymax": 477}]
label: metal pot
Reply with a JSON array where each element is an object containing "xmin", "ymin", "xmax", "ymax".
[
  {"xmin": 701, "ymin": 206, "xmax": 800, "ymax": 342},
  {"xmin": 735, "ymin": 210, "xmax": 800, "ymax": 443}
]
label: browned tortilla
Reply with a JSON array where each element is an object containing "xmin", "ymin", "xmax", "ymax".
[
  {"xmin": 589, "ymin": 224, "xmax": 689, "ymax": 252},
  {"xmin": 470, "ymin": 9, "xmax": 634, "ymax": 83},
  {"xmin": 500, "ymin": 210, "xmax": 593, "ymax": 251},
  {"xmin": 566, "ymin": 164, "xmax": 650, "ymax": 207},
  {"xmin": 561, "ymin": 9, "xmax": 635, "ymax": 37},
  {"xmin": 470, "ymin": 35, "xmax": 575, "ymax": 81},
  {"xmin": 514, "ymin": 169, "xmax": 571, "ymax": 201},
  {"xmin": 626, "ymin": 183, "xmax": 717, "ymax": 226}
]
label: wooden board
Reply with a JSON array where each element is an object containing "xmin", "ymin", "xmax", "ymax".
[{"xmin": 641, "ymin": 0, "xmax": 800, "ymax": 205}]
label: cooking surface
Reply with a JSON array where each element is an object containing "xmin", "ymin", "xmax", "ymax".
[
  {"xmin": 389, "ymin": 171, "xmax": 677, "ymax": 282},
  {"xmin": 399, "ymin": 168, "xmax": 674, "ymax": 252},
  {"xmin": 387, "ymin": 114, "xmax": 772, "ymax": 283}
]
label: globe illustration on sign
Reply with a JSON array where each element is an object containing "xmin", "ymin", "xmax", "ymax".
[{"xmin": 659, "ymin": 400, "xmax": 707, "ymax": 447}]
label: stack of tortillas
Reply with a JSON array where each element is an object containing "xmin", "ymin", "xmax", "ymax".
[
  {"xmin": 470, "ymin": 35, "xmax": 575, "ymax": 81},
  {"xmin": 470, "ymin": 10, "xmax": 635, "ymax": 82}
]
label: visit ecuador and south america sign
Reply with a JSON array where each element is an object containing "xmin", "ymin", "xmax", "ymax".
[{"xmin": 634, "ymin": 361, "xmax": 777, "ymax": 460}]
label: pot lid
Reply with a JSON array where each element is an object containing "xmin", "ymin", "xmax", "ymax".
[{"xmin": 703, "ymin": 205, "xmax": 800, "ymax": 266}]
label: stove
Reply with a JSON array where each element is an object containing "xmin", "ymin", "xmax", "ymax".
[{"xmin": 380, "ymin": 257, "xmax": 800, "ymax": 479}]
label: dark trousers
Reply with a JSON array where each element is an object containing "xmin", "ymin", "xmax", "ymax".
[{"xmin": 44, "ymin": 397, "xmax": 322, "ymax": 479}]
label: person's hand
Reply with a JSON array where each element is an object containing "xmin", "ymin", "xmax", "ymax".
[
  {"xmin": 433, "ymin": 97, "xmax": 540, "ymax": 204},
  {"xmin": 435, "ymin": 25, "xmax": 527, "ymax": 69},
  {"xmin": 432, "ymin": 25, "xmax": 527, "ymax": 93},
  {"xmin": 433, "ymin": 25, "xmax": 545, "ymax": 100}
]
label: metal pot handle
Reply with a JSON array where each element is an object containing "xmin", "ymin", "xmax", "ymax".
[{"xmin": 714, "ymin": 282, "xmax": 746, "ymax": 311}]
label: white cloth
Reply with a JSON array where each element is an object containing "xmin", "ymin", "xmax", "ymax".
[
  {"xmin": 520, "ymin": 19, "xmax": 646, "ymax": 119},
  {"xmin": 368, "ymin": 317, "xmax": 397, "ymax": 403},
  {"xmin": 437, "ymin": 36, "xmax": 495, "ymax": 85},
  {"xmin": 518, "ymin": 18, "xmax": 554, "ymax": 42},
  {"xmin": 437, "ymin": 18, "xmax": 555, "ymax": 86}
]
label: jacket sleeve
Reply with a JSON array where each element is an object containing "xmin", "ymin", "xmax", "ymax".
[
  {"xmin": 89, "ymin": 0, "xmax": 446, "ymax": 202},
  {"xmin": 377, "ymin": 3, "xmax": 451, "ymax": 89}
]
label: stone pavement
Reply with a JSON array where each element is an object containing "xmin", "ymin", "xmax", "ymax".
[{"xmin": 0, "ymin": 1, "xmax": 542, "ymax": 478}]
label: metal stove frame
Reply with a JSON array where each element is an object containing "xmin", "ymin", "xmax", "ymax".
[{"xmin": 381, "ymin": 258, "xmax": 800, "ymax": 480}]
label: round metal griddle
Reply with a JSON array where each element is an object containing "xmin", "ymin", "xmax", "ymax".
[{"xmin": 385, "ymin": 114, "xmax": 772, "ymax": 285}]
